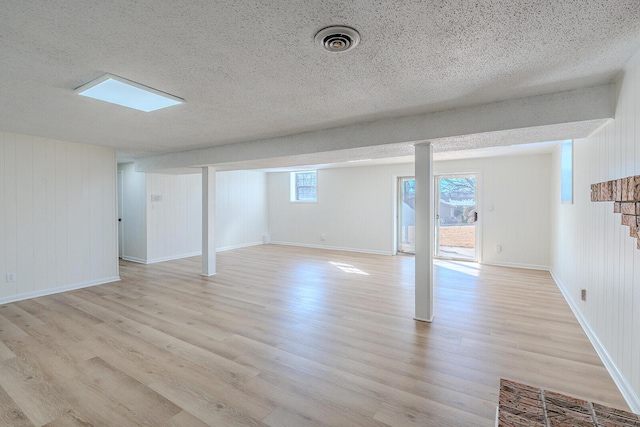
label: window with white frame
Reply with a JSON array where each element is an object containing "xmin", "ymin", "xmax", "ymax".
[{"xmin": 290, "ymin": 171, "xmax": 317, "ymax": 202}]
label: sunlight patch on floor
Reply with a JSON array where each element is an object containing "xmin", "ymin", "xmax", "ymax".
[
  {"xmin": 329, "ymin": 261, "xmax": 369, "ymax": 275},
  {"xmin": 434, "ymin": 259, "xmax": 480, "ymax": 277}
]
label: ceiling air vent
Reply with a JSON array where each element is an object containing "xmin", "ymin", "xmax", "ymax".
[{"xmin": 315, "ymin": 26, "xmax": 360, "ymax": 53}]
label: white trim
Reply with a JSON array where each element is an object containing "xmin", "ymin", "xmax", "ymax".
[
  {"xmin": 395, "ymin": 175, "xmax": 415, "ymax": 255},
  {"xmin": 0, "ymin": 276, "xmax": 121, "ymax": 305},
  {"xmin": 270, "ymin": 241, "xmax": 392, "ymax": 256},
  {"xmin": 481, "ymin": 261, "xmax": 550, "ymax": 271},
  {"xmin": 290, "ymin": 170, "xmax": 317, "ymax": 202},
  {"xmin": 414, "ymin": 316, "xmax": 434, "ymax": 323},
  {"xmin": 391, "ymin": 174, "xmax": 399, "ymax": 255},
  {"xmin": 121, "ymin": 256, "xmax": 148, "ymax": 264},
  {"xmin": 116, "ymin": 165, "xmax": 123, "ymax": 275},
  {"xmin": 216, "ymin": 241, "xmax": 264, "ymax": 253},
  {"xmin": 146, "ymin": 251, "xmax": 202, "ymax": 264},
  {"xmin": 122, "ymin": 243, "xmax": 264, "ymax": 265},
  {"xmin": 434, "ymin": 171, "xmax": 482, "ymax": 263},
  {"xmin": 475, "ymin": 170, "xmax": 483, "ymax": 263},
  {"xmin": 550, "ymin": 270, "xmax": 640, "ymax": 414}
]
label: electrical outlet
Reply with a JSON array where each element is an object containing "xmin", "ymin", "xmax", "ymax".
[
  {"xmin": 6, "ymin": 273, "xmax": 15, "ymax": 283},
  {"xmin": 495, "ymin": 245, "xmax": 502, "ymax": 253},
  {"xmin": 581, "ymin": 289, "xmax": 587, "ymax": 301},
  {"xmin": 321, "ymin": 233, "xmax": 326, "ymax": 241}
]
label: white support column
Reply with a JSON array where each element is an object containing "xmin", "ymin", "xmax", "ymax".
[
  {"xmin": 202, "ymin": 166, "xmax": 216, "ymax": 276},
  {"xmin": 414, "ymin": 142, "xmax": 434, "ymax": 322}
]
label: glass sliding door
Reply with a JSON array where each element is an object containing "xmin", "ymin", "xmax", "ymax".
[
  {"xmin": 435, "ymin": 174, "xmax": 477, "ymax": 261},
  {"xmin": 398, "ymin": 177, "xmax": 416, "ymax": 253}
]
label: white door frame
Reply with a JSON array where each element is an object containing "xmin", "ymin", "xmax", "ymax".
[
  {"xmin": 434, "ymin": 172, "xmax": 482, "ymax": 262},
  {"xmin": 396, "ymin": 176, "xmax": 416, "ymax": 254},
  {"xmin": 117, "ymin": 170, "xmax": 124, "ymax": 259}
]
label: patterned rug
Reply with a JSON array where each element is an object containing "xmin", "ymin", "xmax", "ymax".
[{"xmin": 497, "ymin": 379, "xmax": 640, "ymax": 426}]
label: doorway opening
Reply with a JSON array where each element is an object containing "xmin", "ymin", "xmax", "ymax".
[{"xmin": 435, "ymin": 174, "xmax": 477, "ymax": 261}]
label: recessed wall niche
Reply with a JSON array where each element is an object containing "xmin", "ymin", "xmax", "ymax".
[{"xmin": 591, "ymin": 175, "xmax": 640, "ymax": 249}]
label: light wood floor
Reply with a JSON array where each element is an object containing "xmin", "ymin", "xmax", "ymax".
[{"xmin": 0, "ymin": 245, "xmax": 629, "ymax": 426}]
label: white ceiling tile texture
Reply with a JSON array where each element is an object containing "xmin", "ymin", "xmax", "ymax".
[{"xmin": 1, "ymin": 0, "xmax": 639, "ymax": 162}]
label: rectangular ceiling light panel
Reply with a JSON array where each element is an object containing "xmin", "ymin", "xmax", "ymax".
[{"xmin": 75, "ymin": 74, "xmax": 183, "ymax": 112}]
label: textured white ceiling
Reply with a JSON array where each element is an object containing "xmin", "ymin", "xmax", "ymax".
[{"xmin": 2, "ymin": 1, "xmax": 639, "ymax": 163}]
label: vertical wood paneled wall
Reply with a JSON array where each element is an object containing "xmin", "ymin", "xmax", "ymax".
[
  {"xmin": 118, "ymin": 167, "xmax": 268, "ymax": 264},
  {"xmin": 550, "ymin": 48, "xmax": 640, "ymax": 412},
  {"xmin": 215, "ymin": 170, "xmax": 268, "ymax": 251},
  {"xmin": 0, "ymin": 132, "xmax": 118, "ymax": 303},
  {"xmin": 147, "ymin": 172, "xmax": 202, "ymax": 263}
]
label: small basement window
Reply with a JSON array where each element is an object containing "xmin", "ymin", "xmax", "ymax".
[
  {"xmin": 561, "ymin": 140, "xmax": 573, "ymax": 204},
  {"xmin": 290, "ymin": 171, "xmax": 317, "ymax": 202}
]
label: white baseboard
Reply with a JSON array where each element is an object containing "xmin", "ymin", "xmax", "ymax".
[
  {"xmin": 550, "ymin": 269, "xmax": 640, "ymax": 413},
  {"xmin": 270, "ymin": 241, "xmax": 392, "ymax": 256},
  {"xmin": 216, "ymin": 241, "xmax": 263, "ymax": 253},
  {"xmin": 126, "ymin": 252, "xmax": 202, "ymax": 265},
  {"xmin": 481, "ymin": 261, "xmax": 550, "ymax": 271},
  {"xmin": 0, "ymin": 276, "xmax": 121, "ymax": 305},
  {"xmin": 146, "ymin": 251, "xmax": 202, "ymax": 264},
  {"xmin": 121, "ymin": 256, "xmax": 147, "ymax": 264},
  {"xmin": 123, "ymin": 243, "xmax": 264, "ymax": 265}
]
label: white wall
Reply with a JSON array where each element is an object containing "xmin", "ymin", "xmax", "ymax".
[
  {"xmin": 268, "ymin": 164, "xmax": 414, "ymax": 254},
  {"xmin": 550, "ymin": 48, "xmax": 640, "ymax": 412},
  {"xmin": 119, "ymin": 168, "xmax": 267, "ymax": 263},
  {"xmin": 216, "ymin": 170, "xmax": 268, "ymax": 251},
  {"xmin": 147, "ymin": 172, "xmax": 201, "ymax": 263},
  {"xmin": 268, "ymin": 156, "xmax": 550, "ymax": 266},
  {"xmin": 435, "ymin": 155, "xmax": 551, "ymax": 269},
  {"xmin": 0, "ymin": 132, "xmax": 118, "ymax": 303}
]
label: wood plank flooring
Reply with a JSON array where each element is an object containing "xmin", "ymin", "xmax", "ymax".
[{"xmin": 0, "ymin": 245, "xmax": 629, "ymax": 426}]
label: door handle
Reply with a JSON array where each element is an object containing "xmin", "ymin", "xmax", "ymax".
[{"xmin": 474, "ymin": 212, "xmax": 478, "ymax": 222}]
